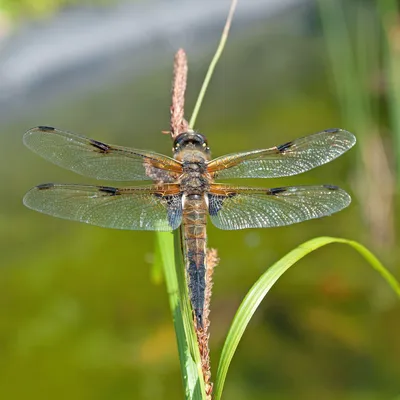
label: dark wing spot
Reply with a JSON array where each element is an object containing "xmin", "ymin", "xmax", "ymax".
[
  {"xmin": 153, "ymin": 193, "xmax": 183, "ymax": 229},
  {"xmin": 90, "ymin": 139, "xmax": 110, "ymax": 153},
  {"xmin": 208, "ymin": 196, "xmax": 221, "ymax": 216},
  {"xmin": 208, "ymin": 193, "xmax": 235, "ymax": 216},
  {"xmin": 99, "ymin": 186, "xmax": 120, "ymax": 195},
  {"xmin": 323, "ymin": 184, "xmax": 339, "ymax": 190},
  {"xmin": 165, "ymin": 195, "xmax": 182, "ymax": 229},
  {"xmin": 269, "ymin": 187, "xmax": 287, "ymax": 195},
  {"xmin": 323, "ymin": 128, "xmax": 340, "ymax": 133},
  {"xmin": 38, "ymin": 126, "xmax": 55, "ymax": 131},
  {"xmin": 277, "ymin": 141, "xmax": 293, "ymax": 152},
  {"xmin": 37, "ymin": 183, "xmax": 54, "ymax": 190}
]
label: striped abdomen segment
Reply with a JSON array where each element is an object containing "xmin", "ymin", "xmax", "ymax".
[{"xmin": 182, "ymin": 196, "xmax": 208, "ymax": 328}]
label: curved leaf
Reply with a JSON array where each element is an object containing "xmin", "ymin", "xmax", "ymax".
[{"xmin": 213, "ymin": 236, "xmax": 400, "ymax": 400}]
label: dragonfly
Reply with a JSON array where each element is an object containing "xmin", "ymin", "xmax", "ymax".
[{"xmin": 23, "ymin": 126, "xmax": 356, "ymax": 328}]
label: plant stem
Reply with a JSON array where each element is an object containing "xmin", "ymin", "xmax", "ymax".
[{"xmin": 189, "ymin": 0, "xmax": 238, "ymax": 129}]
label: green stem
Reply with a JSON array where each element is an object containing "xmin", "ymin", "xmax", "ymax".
[
  {"xmin": 156, "ymin": 231, "xmax": 206, "ymax": 399},
  {"xmin": 189, "ymin": 0, "xmax": 238, "ymax": 128},
  {"xmin": 377, "ymin": 0, "xmax": 400, "ymax": 186}
]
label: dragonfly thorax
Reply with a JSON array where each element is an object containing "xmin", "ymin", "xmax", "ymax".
[{"xmin": 180, "ymin": 160, "xmax": 210, "ymax": 195}]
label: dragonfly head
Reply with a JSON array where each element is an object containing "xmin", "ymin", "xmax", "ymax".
[{"xmin": 173, "ymin": 131, "xmax": 210, "ymax": 158}]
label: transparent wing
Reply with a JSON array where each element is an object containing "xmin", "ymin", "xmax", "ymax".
[
  {"xmin": 208, "ymin": 184, "xmax": 351, "ymax": 230},
  {"xmin": 23, "ymin": 183, "xmax": 183, "ymax": 231},
  {"xmin": 23, "ymin": 126, "xmax": 182, "ymax": 181},
  {"xmin": 207, "ymin": 129, "xmax": 356, "ymax": 179}
]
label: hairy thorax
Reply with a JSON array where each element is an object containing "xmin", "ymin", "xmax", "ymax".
[{"xmin": 179, "ymin": 151, "xmax": 211, "ymax": 196}]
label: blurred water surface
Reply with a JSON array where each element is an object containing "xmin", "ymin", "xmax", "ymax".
[{"xmin": 0, "ymin": 1, "xmax": 399, "ymax": 399}]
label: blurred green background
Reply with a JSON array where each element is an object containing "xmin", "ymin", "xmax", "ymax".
[{"xmin": 0, "ymin": 0, "xmax": 399, "ymax": 399}]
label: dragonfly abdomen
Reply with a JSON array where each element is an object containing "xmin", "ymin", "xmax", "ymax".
[{"xmin": 182, "ymin": 197, "xmax": 208, "ymax": 328}]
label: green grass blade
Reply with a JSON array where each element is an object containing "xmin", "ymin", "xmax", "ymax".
[
  {"xmin": 155, "ymin": 231, "xmax": 206, "ymax": 400},
  {"xmin": 189, "ymin": 0, "xmax": 237, "ymax": 128},
  {"xmin": 377, "ymin": 0, "xmax": 400, "ymax": 185},
  {"xmin": 317, "ymin": 0, "xmax": 371, "ymax": 133},
  {"xmin": 213, "ymin": 236, "xmax": 400, "ymax": 400}
]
